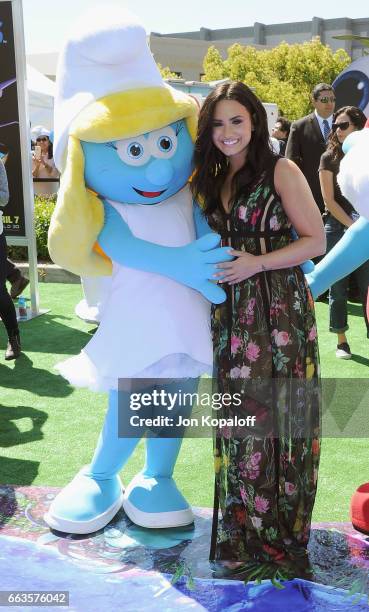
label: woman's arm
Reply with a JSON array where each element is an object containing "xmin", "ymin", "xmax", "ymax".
[
  {"xmin": 32, "ymin": 155, "xmax": 41, "ymax": 177},
  {"xmin": 216, "ymin": 158, "xmax": 326, "ymax": 284},
  {"xmin": 319, "ymin": 169, "xmax": 353, "ymax": 227},
  {"xmin": 0, "ymin": 160, "xmax": 9, "ymax": 206},
  {"xmin": 43, "ymin": 157, "xmax": 59, "ymax": 177}
]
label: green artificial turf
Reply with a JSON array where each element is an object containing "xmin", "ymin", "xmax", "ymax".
[{"xmin": 0, "ymin": 283, "xmax": 368, "ymax": 521}]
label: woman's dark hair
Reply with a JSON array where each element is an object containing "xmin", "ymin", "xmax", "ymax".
[
  {"xmin": 47, "ymin": 139, "xmax": 53, "ymax": 160},
  {"xmin": 326, "ymin": 105, "xmax": 367, "ymax": 162},
  {"xmin": 276, "ymin": 116, "xmax": 291, "ymax": 136},
  {"xmin": 190, "ymin": 81, "xmax": 276, "ymax": 215}
]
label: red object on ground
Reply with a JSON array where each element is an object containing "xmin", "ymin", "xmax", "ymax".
[{"xmin": 351, "ymin": 482, "xmax": 369, "ymax": 534}]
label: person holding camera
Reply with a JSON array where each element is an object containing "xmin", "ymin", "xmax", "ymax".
[{"xmin": 32, "ymin": 127, "xmax": 59, "ymax": 196}]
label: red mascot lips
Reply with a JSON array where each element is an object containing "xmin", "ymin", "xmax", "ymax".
[{"xmin": 133, "ymin": 187, "xmax": 166, "ymax": 198}]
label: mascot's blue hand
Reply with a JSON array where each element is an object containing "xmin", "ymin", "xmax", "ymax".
[
  {"xmin": 98, "ymin": 202, "xmax": 231, "ymax": 303},
  {"xmin": 306, "ymin": 216, "xmax": 369, "ymax": 299},
  {"xmin": 174, "ymin": 234, "xmax": 231, "ymax": 304},
  {"xmin": 301, "ymin": 260, "xmax": 315, "ymax": 274}
]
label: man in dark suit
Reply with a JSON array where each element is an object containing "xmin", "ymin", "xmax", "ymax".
[{"xmin": 285, "ymin": 83, "xmax": 335, "ymax": 214}]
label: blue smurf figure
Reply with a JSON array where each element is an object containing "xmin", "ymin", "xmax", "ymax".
[{"xmin": 46, "ymin": 8, "xmax": 231, "ymax": 534}]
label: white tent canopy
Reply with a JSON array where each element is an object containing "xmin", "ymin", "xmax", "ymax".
[{"xmin": 27, "ymin": 63, "xmax": 55, "ymax": 130}]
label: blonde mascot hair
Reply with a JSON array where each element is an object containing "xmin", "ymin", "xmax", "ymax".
[{"xmin": 48, "ymin": 87, "xmax": 198, "ymax": 276}]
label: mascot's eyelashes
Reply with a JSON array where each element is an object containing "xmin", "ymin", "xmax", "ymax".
[
  {"xmin": 175, "ymin": 121, "xmax": 184, "ymax": 136},
  {"xmin": 106, "ymin": 141, "xmax": 118, "ymax": 150}
]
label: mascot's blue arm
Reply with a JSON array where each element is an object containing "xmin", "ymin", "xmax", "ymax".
[
  {"xmin": 306, "ymin": 216, "xmax": 369, "ymax": 299},
  {"xmin": 98, "ymin": 200, "xmax": 233, "ymax": 304},
  {"xmin": 193, "ymin": 201, "xmax": 213, "ymax": 238}
]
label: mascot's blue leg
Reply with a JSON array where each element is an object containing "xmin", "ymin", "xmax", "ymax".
[
  {"xmin": 44, "ymin": 390, "xmax": 143, "ymax": 534},
  {"xmin": 123, "ymin": 379, "xmax": 197, "ymax": 528}
]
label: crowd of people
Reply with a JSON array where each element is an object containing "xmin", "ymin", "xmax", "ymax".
[
  {"xmin": 3, "ymin": 87, "xmax": 367, "ymax": 362},
  {"xmin": 1, "ymin": 72, "xmax": 368, "ymax": 582}
]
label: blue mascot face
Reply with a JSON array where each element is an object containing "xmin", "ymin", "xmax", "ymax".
[{"xmin": 81, "ymin": 120, "xmax": 193, "ymax": 205}]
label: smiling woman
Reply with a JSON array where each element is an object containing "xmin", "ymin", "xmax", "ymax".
[
  {"xmin": 211, "ymin": 100, "xmax": 254, "ymax": 168},
  {"xmin": 191, "ymin": 81, "xmax": 325, "ymax": 578}
]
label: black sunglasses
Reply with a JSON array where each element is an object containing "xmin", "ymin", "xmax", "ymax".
[
  {"xmin": 318, "ymin": 96, "xmax": 336, "ymax": 103},
  {"xmin": 36, "ymin": 137, "xmax": 48, "ymax": 142},
  {"xmin": 332, "ymin": 121, "xmax": 350, "ymax": 131}
]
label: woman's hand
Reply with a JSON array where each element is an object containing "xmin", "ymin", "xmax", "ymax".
[
  {"xmin": 215, "ymin": 249, "xmax": 261, "ymax": 284},
  {"xmin": 32, "ymin": 154, "xmax": 42, "ymax": 176}
]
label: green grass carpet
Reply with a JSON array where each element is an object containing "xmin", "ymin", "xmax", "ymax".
[{"xmin": 0, "ymin": 283, "xmax": 368, "ymax": 521}]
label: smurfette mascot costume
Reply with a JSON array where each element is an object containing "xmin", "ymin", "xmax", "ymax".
[{"xmin": 46, "ymin": 8, "xmax": 230, "ymax": 534}]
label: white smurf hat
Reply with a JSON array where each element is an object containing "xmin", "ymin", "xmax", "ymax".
[
  {"xmin": 53, "ymin": 6, "xmax": 165, "ymax": 170},
  {"xmin": 31, "ymin": 125, "xmax": 51, "ymax": 140}
]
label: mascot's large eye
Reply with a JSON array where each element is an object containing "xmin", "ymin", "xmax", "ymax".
[
  {"xmin": 158, "ymin": 136, "xmax": 173, "ymax": 152},
  {"xmin": 116, "ymin": 135, "xmax": 150, "ymax": 166},
  {"xmin": 147, "ymin": 126, "xmax": 178, "ymax": 159},
  {"xmin": 333, "ymin": 57, "xmax": 369, "ymax": 116},
  {"xmin": 128, "ymin": 142, "xmax": 144, "ymax": 158}
]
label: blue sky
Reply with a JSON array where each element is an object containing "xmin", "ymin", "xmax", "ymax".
[{"xmin": 23, "ymin": 0, "xmax": 369, "ymax": 54}]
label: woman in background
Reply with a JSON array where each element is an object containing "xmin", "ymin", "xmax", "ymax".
[
  {"xmin": 319, "ymin": 106, "xmax": 369, "ymax": 359},
  {"xmin": 32, "ymin": 127, "xmax": 59, "ymax": 196}
]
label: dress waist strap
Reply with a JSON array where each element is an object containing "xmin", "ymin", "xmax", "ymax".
[{"xmin": 220, "ymin": 228, "xmax": 292, "ymax": 239}]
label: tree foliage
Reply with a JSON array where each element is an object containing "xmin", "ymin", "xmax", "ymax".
[
  {"xmin": 202, "ymin": 39, "xmax": 351, "ymax": 119},
  {"xmin": 157, "ymin": 63, "xmax": 178, "ymax": 79}
]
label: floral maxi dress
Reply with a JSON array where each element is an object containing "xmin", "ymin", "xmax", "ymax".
[{"xmin": 208, "ymin": 159, "xmax": 321, "ymax": 571}]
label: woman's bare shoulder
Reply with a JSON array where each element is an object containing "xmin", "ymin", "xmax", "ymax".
[{"xmin": 274, "ymin": 157, "xmax": 302, "ymax": 193}]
